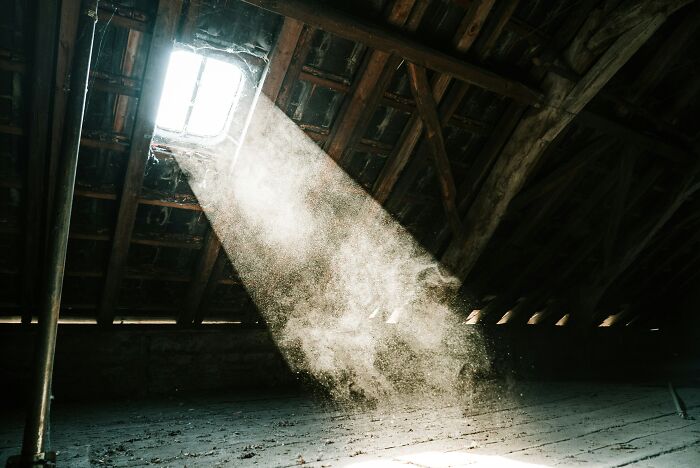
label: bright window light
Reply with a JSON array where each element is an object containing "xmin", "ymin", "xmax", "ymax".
[{"xmin": 156, "ymin": 49, "xmax": 243, "ymax": 138}]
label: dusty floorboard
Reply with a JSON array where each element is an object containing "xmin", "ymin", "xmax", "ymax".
[{"xmin": 1, "ymin": 382, "xmax": 698, "ymax": 467}]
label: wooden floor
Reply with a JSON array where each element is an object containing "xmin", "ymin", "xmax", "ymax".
[{"xmin": 1, "ymin": 382, "xmax": 699, "ymax": 467}]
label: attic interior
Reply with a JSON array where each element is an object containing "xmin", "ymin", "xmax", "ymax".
[{"xmin": 1, "ymin": 0, "xmax": 700, "ymax": 466}]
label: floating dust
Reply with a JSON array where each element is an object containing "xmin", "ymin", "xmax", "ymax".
[{"xmin": 157, "ymin": 96, "xmax": 494, "ymax": 407}]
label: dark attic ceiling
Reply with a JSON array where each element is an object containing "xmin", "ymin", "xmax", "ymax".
[{"xmin": 0, "ymin": 0, "xmax": 698, "ymax": 330}]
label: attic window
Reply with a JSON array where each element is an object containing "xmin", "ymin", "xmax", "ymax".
[{"xmin": 156, "ymin": 49, "xmax": 243, "ymax": 138}]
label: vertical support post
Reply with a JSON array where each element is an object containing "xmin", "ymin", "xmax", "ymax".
[{"xmin": 14, "ymin": 2, "xmax": 98, "ymax": 465}]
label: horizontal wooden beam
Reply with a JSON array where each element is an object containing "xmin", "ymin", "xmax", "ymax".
[
  {"xmin": 69, "ymin": 230, "xmax": 205, "ymax": 249},
  {"xmin": 0, "ymin": 124, "xmax": 24, "ymax": 136},
  {"xmin": 240, "ymin": 0, "xmax": 542, "ymax": 105},
  {"xmin": 64, "ymin": 268, "xmax": 240, "ymax": 285},
  {"xmin": 441, "ymin": 0, "xmax": 691, "ymax": 282},
  {"xmin": 0, "ymin": 57, "xmax": 26, "ymax": 73},
  {"xmin": 74, "ymin": 186, "xmax": 202, "ymax": 211}
]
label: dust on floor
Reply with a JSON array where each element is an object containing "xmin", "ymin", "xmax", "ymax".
[{"xmin": 1, "ymin": 382, "xmax": 698, "ymax": 467}]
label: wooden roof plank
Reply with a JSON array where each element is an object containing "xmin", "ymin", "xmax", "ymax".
[
  {"xmin": 323, "ymin": 0, "xmax": 421, "ymax": 163},
  {"xmin": 627, "ymin": 2, "xmax": 700, "ymax": 102},
  {"xmin": 406, "ymin": 63, "xmax": 463, "ymax": 240},
  {"xmin": 473, "ymin": 0, "xmax": 518, "ymax": 60},
  {"xmin": 372, "ymin": 3, "xmax": 497, "ymax": 204},
  {"xmin": 274, "ymin": 24, "xmax": 317, "ymax": 111},
  {"xmin": 441, "ymin": 0, "xmax": 693, "ymax": 282},
  {"xmin": 262, "ymin": 17, "xmax": 305, "ymax": 102},
  {"xmin": 240, "ymin": 0, "xmax": 542, "ymax": 104},
  {"xmin": 97, "ymin": 0, "xmax": 184, "ymax": 325}
]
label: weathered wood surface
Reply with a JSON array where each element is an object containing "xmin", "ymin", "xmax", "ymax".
[
  {"xmin": 1, "ymin": 383, "xmax": 698, "ymax": 466},
  {"xmin": 180, "ymin": 228, "xmax": 222, "ymax": 325},
  {"xmin": 240, "ymin": 0, "xmax": 542, "ymax": 104},
  {"xmin": 406, "ymin": 63, "xmax": 463, "ymax": 240},
  {"xmin": 262, "ymin": 17, "xmax": 305, "ymax": 102},
  {"xmin": 372, "ymin": 0, "xmax": 498, "ymax": 204},
  {"xmin": 323, "ymin": 0, "xmax": 422, "ymax": 163},
  {"xmin": 98, "ymin": 0, "xmax": 185, "ymax": 325},
  {"xmin": 441, "ymin": 0, "xmax": 694, "ymax": 282}
]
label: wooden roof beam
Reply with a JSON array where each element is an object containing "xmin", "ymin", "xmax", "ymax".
[
  {"xmin": 274, "ymin": 24, "xmax": 317, "ymax": 111},
  {"xmin": 98, "ymin": 0, "xmax": 184, "ymax": 325},
  {"xmin": 194, "ymin": 251, "xmax": 229, "ymax": 325},
  {"xmin": 372, "ymin": 1, "xmax": 499, "ymax": 204},
  {"xmin": 441, "ymin": 0, "xmax": 695, "ymax": 282},
  {"xmin": 406, "ymin": 63, "xmax": 463, "ymax": 240},
  {"xmin": 324, "ymin": 0, "xmax": 424, "ymax": 163},
  {"xmin": 576, "ymin": 110, "xmax": 692, "ymax": 164},
  {"xmin": 427, "ymin": 101, "xmax": 525, "ymax": 254},
  {"xmin": 240, "ymin": 0, "xmax": 542, "ymax": 105},
  {"xmin": 262, "ymin": 17, "xmax": 305, "ymax": 102}
]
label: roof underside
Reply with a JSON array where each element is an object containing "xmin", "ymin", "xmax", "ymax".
[{"xmin": 0, "ymin": 0, "xmax": 699, "ymax": 329}]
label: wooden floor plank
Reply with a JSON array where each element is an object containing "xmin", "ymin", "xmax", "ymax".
[{"xmin": 1, "ymin": 383, "xmax": 698, "ymax": 467}]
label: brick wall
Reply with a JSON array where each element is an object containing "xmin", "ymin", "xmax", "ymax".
[{"xmin": 0, "ymin": 325, "xmax": 297, "ymax": 402}]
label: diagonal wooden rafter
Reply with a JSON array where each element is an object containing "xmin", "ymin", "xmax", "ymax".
[
  {"xmin": 441, "ymin": 0, "xmax": 696, "ymax": 282},
  {"xmin": 98, "ymin": 0, "xmax": 184, "ymax": 325},
  {"xmin": 472, "ymin": 0, "xmax": 518, "ymax": 61},
  {"xmin": 323, "ymin": 0, "xmax": 425, "ymax": 163},
  {"xmin": 372, "ymin": 0, "xmax": 499, "ymax": 204},
  {"xmin": 40, "ymin": 0, "xmax": 81, "ymax": 264},
  {"xmin": 427, "ymin": 101, "xmax": 526, "ymax": 254},
  {"xmin": 488, "ymin": 160, "xmax": 666, "ymax": 327},
  {"xmin": 262, "ymin": 17, "xmax": 305, "ymax": 102},
  {"xmin": 194, "ymin": 251, "xmax": 229, "ymax": 325},
  {"xmin": 477, "ymin": 170, "xmax": 619, "ymax": 325},
  {"xmin": 406, "ymin": 63, "xmax": 463, "ymax": 240},
  {"xmin": 274, "ymin": 24, "xmax": 317, "ymax": 111},
  {"xmin": 576, "ymin": 110, "xmax": 692, "ymax": 164},
  {"xmin": 240, "ymin": 0, "xmax": 542, "ymax": 105},
  {"xmin": 603, "ymin": 149, "xmax": 635, "ymax": 268}
]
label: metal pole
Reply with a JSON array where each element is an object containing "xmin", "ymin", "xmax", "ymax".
[{"xmin": 13, "ymin": 2, "xmax": 98, "ymax": 465}]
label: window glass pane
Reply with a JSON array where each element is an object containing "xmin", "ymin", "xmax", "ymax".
[
  {"xmin": 187, "ymin": 57, "xmax": 243, "ymax": 137},
  {"xmin": 156, "ymin": 50, "xmax": 202, "ymax": 132}
]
